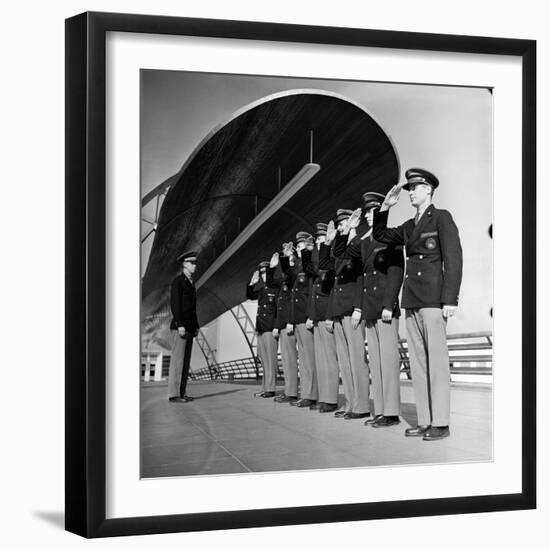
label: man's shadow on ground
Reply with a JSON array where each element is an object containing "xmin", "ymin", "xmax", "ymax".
[{"xmin": 191, "ymin": 388, "xmax": 248, "ymax": 400}]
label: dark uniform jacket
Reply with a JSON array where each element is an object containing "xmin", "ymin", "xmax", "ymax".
[
  {"xmin": 325, "ymin": 235, "xmax": 364, "ymax": 319},
  {"xmin": 302, "ymin": 245, "xmax": 335, "ymax": 322},
  {"xmin": 170, "ymin": 273, "xmax": 199, "ymax": 333},
  {"xmin": 246, "ymin": 268, "xmax": 280, "ymax": 333},
  {"xmin": 274, "ymin": 267, "xmax": 293, "ymax": 330},
  {"xmin": 343, "ymin": 232, "xmax": 404, "ymax": 321},
  {"xmin": 373, "ymin": 204, "xmax": 463, "ymax": 309},
  {"xmin": 280, "ymin": 254, "xmax": 313, "ymax": 325}
]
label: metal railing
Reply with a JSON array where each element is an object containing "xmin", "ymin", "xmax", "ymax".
[
  {"xmin": 189, "ymin": 356, "xmax": 284, "ymax": 381},
  {"xmin": 398, "ymin": 331, "xmax": 493, "ymax": 378},
  {"xmin": 142, "ymin": 332, "xmax": 493, "ymax": 382}
]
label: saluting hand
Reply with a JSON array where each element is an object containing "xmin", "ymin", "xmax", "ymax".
[
  {"xmin": 270, "ymin": 252, "xmax": 279, "ymax": 268},
  {"xmin": 272, "ymin": 328, "xmax": 279, "ymax": 338},
  {"xmin": 325, "ymin": 221, "xmax": 337, "ymax": 245},
  {"xmin": 442, "ymin": 305, "xmax": 457, "ymax": 319},
  {"xmin": 305, "ymin": 318, "xmax": 314, "ymax": 331},
  {"xmin": 282, "ymin": 241, "xmax": 294, "ymax": 257},
  {"xmin": 286, "ymin": 323, "xmax": 294, "ymax": 335},
  {"xmin": 250, "ymin": 270, "xmax": 260, "ymax": 285},
  {"xmin": 348, "ymin": 208, "xmax": 362, "ymax": 229},
  {"xmin": 177, "ymin": 326, "xmax": 186, "ymax": 338},
  {"xmin": 382, "ymin": 183, "xmax": 405, "ymax": 210},
  {"xmin": 325, "ymin": 319, "xmax": 334, "ymax": 333}
]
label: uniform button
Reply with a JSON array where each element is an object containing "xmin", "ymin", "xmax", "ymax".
[
  {"xmin": 363, "ymin": 272, "xmax": 367, "ymax": 276},
  {"xmin": 417, "ymin": 272, "xmax": 421, "ymax": 276},
  {"xmin": 339, "ymin": 288, "xmax": 342, "ymax": 292},
  {"xmin": 373, "ymin": 271, "xmax": 377, "ymax": 275},
  {"xmin": 419, "ymin": 255, "xmax": 424, "ymax": 259},
  {"xmin": 405, "ymin": 274, "xmax": 409, "ymax": 278},
  {"xmin": 406, "ymin": 256, "xmax": 410, "ymax": 260},
  {"xmin": 363, "ymin": 289, "xmax": 366, "ymax": 293},
  {"xmin": 373, "ymin": 286, "xmax": 377, "ymax": 290}
]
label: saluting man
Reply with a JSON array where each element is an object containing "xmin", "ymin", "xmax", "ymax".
[
  {"xmin": 303, "ymin": 223, "xmax": 339, "ymax": 413},
  {"xmin": 168, "ymin": 250, "xmax": 200, "ymax": 403},
  {"xmin": 342, "ymin": 192, "xmax": 404, "ymax": 428},
  {"xmin": 272, "ymin": 250, "xmax": 299, "ymax": 403},
  {"xmin": 246, "ymin": 255, "xmax": 281, "ymax": 398},
  {"xmin": 281, "ymin": 232, "xmax": 318, "ymax": 408},
  {"xmin": 373, "ymin": 168, "xmax": 463, "ymax": 441},
  {"xmin": 325, "ymin": 210, "xmax": 370, "ymax": 420}
]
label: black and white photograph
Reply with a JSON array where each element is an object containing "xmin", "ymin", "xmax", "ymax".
[
  {"xmin": 140, "ymin": 70, "xmax": 493, "ymax": 479},
  {"xmin": 2, "ymin": 0, "xmax": 541, "ymax": 545}
]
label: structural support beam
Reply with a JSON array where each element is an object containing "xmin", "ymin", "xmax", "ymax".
[
  {"xmin": 195, "ymin": 328, "xmax": 217, "ymax": 370},
  {"xmin": 229, "ymin": 303, "xmax": 260, "ymax": 379}
]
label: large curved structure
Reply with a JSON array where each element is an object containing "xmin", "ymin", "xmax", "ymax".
[{"xmin": 142, "ymin": 90, "xmax": 399, "ymax": 348}]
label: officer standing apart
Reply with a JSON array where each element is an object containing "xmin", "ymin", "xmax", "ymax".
[
  {"xmin": 246, "ymin": 255, "xmax": 281, "ymax": 398},
  {"xmin": 343, "ymin": 192, "xmax": 404, "ymax": 428},
  {"xmin": 303, "ymin": 223, "xmax": 339, "ymax": 413},
  {"xmin": 325, "ymin": 210, "xmax": 370, "ymax": 420},
  {"xmin": 168, "ymin": 250, "xmax": 200, "ymax": 403},
  {"xmin": 373, "ymin": 168, "xmax": 463, "ymax": 440}
]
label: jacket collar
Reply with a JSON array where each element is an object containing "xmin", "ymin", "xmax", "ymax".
[
  {"xmin": 409, "ymin": 203, "xmax": 435, "ymax": 242},
  {"xmin": 182, "ymin": 272, "xmax": 194, "ymax": 286}
]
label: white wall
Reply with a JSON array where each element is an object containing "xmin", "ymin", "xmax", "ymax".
[{"xmin": 1, "ymin": 1, "xmax": 546, "ymax": 549}]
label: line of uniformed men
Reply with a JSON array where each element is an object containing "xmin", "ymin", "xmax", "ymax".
[{"xmin": 246, "ymin": 168, "xmax": 463, "ymax": 441}]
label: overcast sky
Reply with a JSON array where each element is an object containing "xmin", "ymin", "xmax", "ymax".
[{"xmin": 141, "ymin": 70, "xmax": 492, "ymax": 362}]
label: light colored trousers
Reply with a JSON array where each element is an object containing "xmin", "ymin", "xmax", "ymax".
[
  {"xmin": 257, "ymin": 331, "xmax": 278, "ymax": 392},
  {"xmin": 295, "ymin": 323, "xmax": 318, "ymax": 400},
  {"xmin": 167, "ymin": 331, "xmax": 194, "ymax": 399},
  {"xmin": 366, "ymin": 318, "xmax": 401, "ymax": 417},
  {"xmin": 313, "ymin": 322, "xmax": 339, "ymax": 404},
  {"xmin": 405, "ymin": 308, "xmax": 450, "ymax": 426},
  {"xmin": 334, "ymin": 316, "xmax": 370, "ymax": 414},
  {"xmin": 279, "ymin": 331, "xmax": 298, "ymax": 397}
]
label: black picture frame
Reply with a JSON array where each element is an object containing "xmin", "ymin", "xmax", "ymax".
[{"xmin": 65, "ymin": 11, "xmax": 536, "ymax": 538}]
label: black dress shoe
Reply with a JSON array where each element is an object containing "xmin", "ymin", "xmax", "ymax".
[
  {"xmin": 364, "ymin": 414, "xmax": 384, "ymax": 426},
  {"xmin": 344, "ymin": 412, "xmax": 370, "ymax": 420},
  {"xmin": 309, "ymin": 401, "xmax": 323, "ymax": 410},
  {"xmin": 371, "ymin": 416, "xmax": 400, "ymax": 428},
  {"xmin": 296, "ymin": 399, "xmax": 316, "ymax": 408},
  {"xmin": 168, "ymin": 395, "xmax": 194, "ymax": 403},
  {"xmin": 405, "ymin": 425, "xmax": 431, "ymax": 437},
  {"xmin": 274, "ymin": 394, "xmax": 297, "ymax": 403},
  {"xmin": 422, "ymin": 426, "xmax": 450, "ymax": 441},
  {"xmin": 261, "ymin": 391, "xmax": 276, "ymax": 398},
  {"xmin": 319, "ymin": 403, "xmax": 338, "ymax": 413},
  {"xmin": 333, "ymin": 410, "xmax": 347, "ymax": 418}
]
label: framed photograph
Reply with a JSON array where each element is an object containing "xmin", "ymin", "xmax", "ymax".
[{"xmin": 65, "ymin": 11, "xmax": 536, "ymax": 538}]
